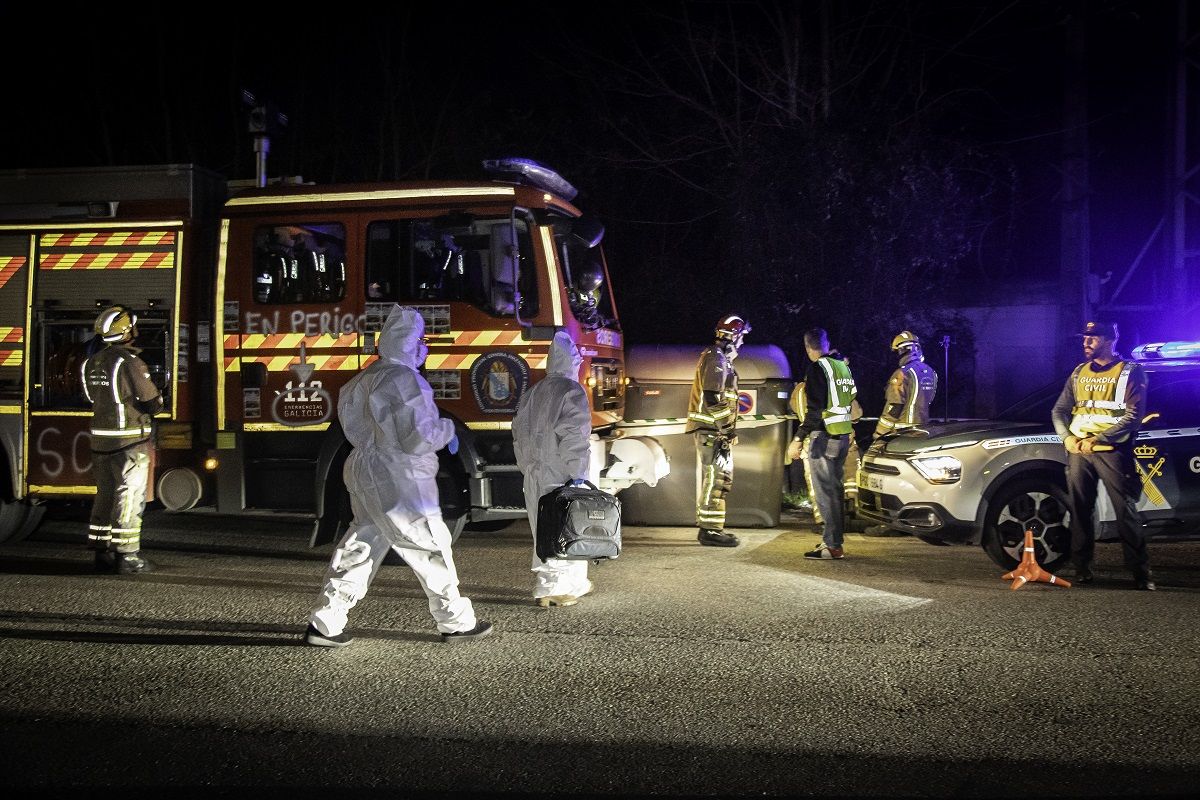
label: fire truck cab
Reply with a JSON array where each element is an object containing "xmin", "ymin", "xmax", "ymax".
[{"xmin": 0, "ymin": 160, "xmax": 668, "ymax": 545}]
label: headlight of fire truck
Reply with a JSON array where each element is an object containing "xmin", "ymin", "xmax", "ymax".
[
  {"xmin": 909, "ymin": 455, "xmax": 962, "ymax": 484},
  {"xmin": 588, "ymin": 361, "xmax": 623, "ymax": 410}
]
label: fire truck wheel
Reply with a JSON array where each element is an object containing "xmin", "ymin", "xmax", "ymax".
[{"xmin": 0, "ymin": 499, "xmax": 45, "ymax": 545}]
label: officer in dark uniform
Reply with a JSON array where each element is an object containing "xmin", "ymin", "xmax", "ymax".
[
  {"xmin": 686, "ymin": 314, "xmax": 750, "ymax": 547},
  {"xmin": 82, "ymin": 305, "xmax": 163, "ymax": 574},
  {"xmin": 1051, "ymin": 320, "xmax": 1153, "ymax": 590}
]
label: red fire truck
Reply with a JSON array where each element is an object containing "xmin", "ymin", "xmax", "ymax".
[{"xmin": 0, "ymin": 160, "xmax": 668, "ymax": 545}]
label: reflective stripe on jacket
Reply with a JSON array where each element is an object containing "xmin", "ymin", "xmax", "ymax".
[
  {"xmin": 1068, "ymin": 360, "xmax": 1133, "ymax": 439},
  {"xmin": 817, "ymin": 356, "xmax": 856, "ymax": 435},
  {"xmin": 82, "ymin": 344, "xmax": 162, "ymax": 451},
  {"xmin": 875, "ymin": 358, "xmax": 937, "ymax": 435},
  {"xmin": 685, "ymin": 344, "xmax": 739, "ymax": 436}
]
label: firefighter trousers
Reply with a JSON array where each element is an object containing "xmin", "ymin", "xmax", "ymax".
[
  {"xmin": 695, "ymin": 432, "xmax": 734, "ymax": 532},
  {"xmin": 88, "ymin": 441, "xmax": 151, "ymax": 554}
]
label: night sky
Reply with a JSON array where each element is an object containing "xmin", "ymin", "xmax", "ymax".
[{"xmin": 2, "ymin": 1, "xmax": 1188, "ymax": 410}]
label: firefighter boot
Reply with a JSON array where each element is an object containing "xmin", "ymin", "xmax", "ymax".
[
  {"xmin": 698, "ymin": 528, "xmax": 739, "ymax": 547},
  {"xmin": 115, "ymin": 552, "xmax": 156, "ymax": 575},
  {"xmin": 93, "ymin": 549, "xmax": 117, "ymax": 573}
]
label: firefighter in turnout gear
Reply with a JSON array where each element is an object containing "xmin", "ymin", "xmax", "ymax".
[
  {"xmin": 1051, "ymin": 321, "xmax": 1154, "ymax": 590},
  {"xmin": 82, "ymin": 305, "xmax": 163, "ymax": 574},
  {"xmin": 865, "ymin": 331, "xmax": 938, "ymax": 538},
  {"xmin": 874, "ymin": 331, "xmax": 938, "ymax": 440},
  {"xmin": 686, "ymin": 314, "xmax": 750, "ymax": 547}
]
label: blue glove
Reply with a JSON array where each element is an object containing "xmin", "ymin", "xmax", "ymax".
[{"xmin": 447, "ymin": 434, "xmax": 459, "ymax": 455}]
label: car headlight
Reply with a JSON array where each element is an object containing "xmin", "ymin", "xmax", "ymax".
[{"xmin": 910, "ymin": 455, "xmax": 962, "ymax": 484}]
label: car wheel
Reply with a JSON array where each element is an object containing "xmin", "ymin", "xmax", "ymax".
[{"xmin": 981, "ymin": 478, "xmax": 1072, "ymax": 572}]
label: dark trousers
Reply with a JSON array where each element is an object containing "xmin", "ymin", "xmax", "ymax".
[
  {"xmin": 1065, "ymin": 446, "xmax": 1150, "ymax": 578},
  {"xmin": 808, "ymin": 432, "xmax": 850, "ymax": 548}
]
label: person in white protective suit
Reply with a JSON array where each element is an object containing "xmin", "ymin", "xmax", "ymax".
[
  {"xmin": 304, "ymin": 305, "xmax": 493, "ymax": 646},
  {"xmin": 512, "ymin": 331, "xmax": 596, "ymax": 607}
]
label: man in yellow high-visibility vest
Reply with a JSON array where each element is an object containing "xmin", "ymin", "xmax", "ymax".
[
  {"xmin": 1050, "ymin": 321, "xmax": 1153, "ymax": 590},
  {"xmin": 789, "ymin": 327, "xmax": 857, "ymax": 560}
]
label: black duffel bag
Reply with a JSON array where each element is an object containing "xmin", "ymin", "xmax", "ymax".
[{"xmin": 535, "ymin": 479, "xmax": 622, "ymax": 562}]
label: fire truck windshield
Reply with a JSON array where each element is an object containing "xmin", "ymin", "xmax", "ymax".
[{"xmin": 365, "ymin": 215, "xmax": 538, "ymax": 318}]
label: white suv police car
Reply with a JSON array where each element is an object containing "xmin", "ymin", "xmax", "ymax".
[{"xmin": 855, "ymin": 341, "xmax": 1200, "ymax": 570}]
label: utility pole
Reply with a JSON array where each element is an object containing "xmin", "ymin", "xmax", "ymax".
[
  {"xmin": 1102, "ymin": 0, "xmax": 1197, "ymax": 333},
  {"xmin": 1058, "ymin": 3, "xmax": 1090, "ymax": 372},
  {"xmin": 1167, "ymin": 0, "xmax": 1195, "ymax": 320}
]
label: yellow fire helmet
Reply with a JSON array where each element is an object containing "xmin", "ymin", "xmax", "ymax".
[
  {"xmin": 95, "ymin": 305, "xmax": 138, "ymax": 343},
  {"xmin": 891, "ymin": 330, "xmax": 920, "ymax": 352}
]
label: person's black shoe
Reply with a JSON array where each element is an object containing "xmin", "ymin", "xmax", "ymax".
[
  {"xmin": 93, "ymin": 550, "xmax": 117, "ymax": 573},
  {"xmin": 1134, "ymin": 575, "xmax": 1157, "ymax": 591},
  {"xmin": 441, "ymin": 621, "xmax": 494, "ymax": 643},
  {"xmin": 304, "ymin": 624, "xmax": 354, "ymax": 647},
  {"xmin": 697, "ymin": 529, "xmax": 739, "ymax": 547},
  {"xmin": 1070, "ymin": 567, "xmax": 1094, "ymax": 585},
  {"xmin": 115, "ymin": 552, "xmax": 155, "ymax": 575}
]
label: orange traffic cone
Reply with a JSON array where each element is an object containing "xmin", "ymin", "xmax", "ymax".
[{"xmin": 1001, "ymin": 529, "xmax": 1072, "ymax": 590}]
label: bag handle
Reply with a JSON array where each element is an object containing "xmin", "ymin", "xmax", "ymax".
[{"xmin": 566, "ymin": 478, "xmax": 600, "ymax": 491}]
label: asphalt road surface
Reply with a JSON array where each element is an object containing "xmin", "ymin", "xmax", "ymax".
[{"xmin": 1, "ymin": 507, "xmax": 1198, "ymax": 799}]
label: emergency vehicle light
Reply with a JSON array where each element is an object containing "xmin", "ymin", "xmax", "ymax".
[
  {"xmin": 482, "ymin": 158, "xmax": 578, "ymax": 201},
  {"xmin": 1132, "ymin": 341, "xmax": 1200, "ymax": 360}
]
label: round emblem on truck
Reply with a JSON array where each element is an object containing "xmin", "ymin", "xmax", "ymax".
[
  {"xmin": 737, "ymin": 391, "xmax": 754, "ymax": 414},
  {"xmin": 470, "ymin": 351, "xmax": 530, "ymax": 414}
]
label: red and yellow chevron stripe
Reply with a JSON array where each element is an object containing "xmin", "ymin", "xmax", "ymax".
[
  {"xmin": 0, "ymin": 350, "xmax": 22, "ymax": 367},
  {"xmin": 224, "ymin": 354, "xmax": 361, "ymax": 372},
  {"xmin": 0, "ymin": 327, "xmax": 22, "ymax": 343},
  {"xmin": 40, "ymin": 251, "xmax": 174, "ymax": 270},
  {"xmin": 223, "ymin": 330, "xmax": 527, "ymax": 350},
  {"xmin": 447, "ymin": 330, "xmax": 527, "ymax": 347},
  {"xmin": 221, "ymin": 326, "xmax": 553, "ymax": 374},
  {"xmin": 225, "ymin": 333, "xmax": 360, "ymax": 350},
  {"xmin": 39, "ymin": 230, "xmax": 176, "ymax": 270},
  {"xmin": 222, "ymin": 352, "xmax": 550, "ymax": 373},
  {"xmin": 41, "ymin": 231, "xmax": 176, "ymax": 247},
  {"xmin": 0, "ymin": 256, "xmax": 25, "ymax": 290}
]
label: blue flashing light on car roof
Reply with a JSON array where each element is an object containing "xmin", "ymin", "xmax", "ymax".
[
  {"xmin": 481, "ymin": 157, "xmax": 578, "ymax": 201},
  {"xmin": 1132, "ymin": 341, "xmax": 1200, "ymax": 360}
]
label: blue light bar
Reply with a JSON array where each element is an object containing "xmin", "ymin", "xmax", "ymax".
[
  {"xmin": 1131, "ymin": 341, "xmax": 1200, "ymax": 359},
  {"xmin": 481, "ymin": 158, "xmax": 578, "ymax": 201}
]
